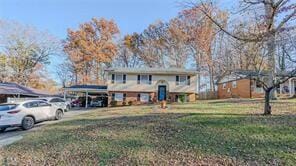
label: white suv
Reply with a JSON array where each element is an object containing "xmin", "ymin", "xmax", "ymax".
[{"xmin": 0, "ymin": 100, "xmax": 64, "ymax": 132}]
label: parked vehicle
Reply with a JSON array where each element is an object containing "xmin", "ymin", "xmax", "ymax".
[
  {"xmin": 38, "ymin": 97, "xmax": 71, "ymax": 112},
  {"xmin": 90, "ymin": 96, "xmax": 108, "ymax": 107},
  {"xmin": 90, "ymin": 99, "xmax": 102, "ymax": 107},
  {"xmin": 71, "ymin": 99, "xmax": 81, "ymax": 107},
  {"xmin": 0, "ymin": 100, "xmax": 64, "ymax": 132}
]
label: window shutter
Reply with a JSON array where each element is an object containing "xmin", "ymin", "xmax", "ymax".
[
  {"xmin": 123, "ymin": 74, "xmax": 126, "ymax": 84},
  {"xmin": 149, "ymin": 75, "xmax": 152, "ymax": 84},
  {"xmin": 112, "ymin": 93, "xmax": 115, "ymax": 101},
  {"xmin": 111, "ymin": 74, "xmax": 115, "ymax": 84},
  {"xmin": 187, "ymin": 76, "xmax": 191, "ymax": 85},
  {"xmin": 176, "ymin": 76, "xmax": 179, "ymax": 85},
  {"xmin": 137, "ymin": 94, "xmax": 141, "ymax": 101},
  {"xmin": 123, "ymin": 93, "xmax": 126, "ymax": 101},
  {"xmin": 175, "ymin": 95, "xmax": 179, "ymax": 102},
  {"xmin": 137, "ymin": 75, "xmax": 141, "ymax": 84}
]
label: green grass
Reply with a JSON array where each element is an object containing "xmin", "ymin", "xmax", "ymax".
[{"xmin": 0, "ymin": 99, "xmax": 296, "ymax": 165}]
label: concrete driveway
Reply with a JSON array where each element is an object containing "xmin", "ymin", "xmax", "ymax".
[{"xmin": 0, "ymin": 108, "xmax": 95, "ymax": 148}]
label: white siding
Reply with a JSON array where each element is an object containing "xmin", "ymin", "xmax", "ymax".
[{"xmin": 107, "ymin": 73, "xmax": 197, "ymax": 93}]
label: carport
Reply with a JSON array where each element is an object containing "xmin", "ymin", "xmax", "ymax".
[{"xmin": 63, "ymin": 85, "xmax": 108, "ymax": 108}]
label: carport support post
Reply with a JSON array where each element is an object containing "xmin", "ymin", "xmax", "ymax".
[
  {"xmin": 85, "ymin": 91, "xmax": 88, "ymax": 108},
  {"xmin": 63, "ymin": 90, "xmax": 66, "ymax": 100},
  {"xmin": 289, "ymin": 78, "xmax": 292, "ymax": 97}
]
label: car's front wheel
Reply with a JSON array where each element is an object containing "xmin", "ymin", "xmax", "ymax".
[
  {"xmin": 22, "ymin": 116, "xmax": 35, "ymax": 130},
  {"xmin": 55, "ymin": 110, "xmax": 63, "ymax": 120},
  {"xmin": 0, "ymin": 128, "xmax": 6, "ymax": 133}
]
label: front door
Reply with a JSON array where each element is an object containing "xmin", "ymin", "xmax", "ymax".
[{"xmin": 158, "ymin": 85, "xmax": 166, "ymax": 101}]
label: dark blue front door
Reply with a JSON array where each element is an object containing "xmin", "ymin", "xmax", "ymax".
[{"xmin": 158, "ymin": 85, "xmax": 166, "ymax": 101}]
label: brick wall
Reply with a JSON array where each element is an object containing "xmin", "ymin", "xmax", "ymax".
[
  {"xmin": 218, "ymin": 79, "xmax": 251, "ymax": 99},
  {"xmin": 108, "ymin": 91, "xmax": 196, "ymax": 106},
  {"xmin": 108, "ymin": 91, "xmax": 156, "ymax": 106}
]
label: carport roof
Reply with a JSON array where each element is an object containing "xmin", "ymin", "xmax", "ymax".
[
  {"xmin": 63, "ymin": 85, "xmax": 108, "ymax": 93},
  {"xmin": 66, "ymin": 85, "xmax": 107, "ymax": 89}
]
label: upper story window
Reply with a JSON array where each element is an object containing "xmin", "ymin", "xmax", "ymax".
[
  {"xmin": 111, "ymin": 74, "xmax": 126, "ymax": 84},
  {"xmin": 232, "ymin": 81, "xmax": 237, "ymax": 88},
  {"xmin": 222, "ymin": 83, "xmax": 227, "ymax": 89},
  {"xmin": 137, "ymin": 75, "xmax": 152, "ymax": 85},
  {"xmin": 176, "ymin": 75, "xmax": 190, "ymax": 86}
]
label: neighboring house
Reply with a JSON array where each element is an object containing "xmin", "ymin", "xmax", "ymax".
[
  {"xmin": 217, "ymin": 70, "xmax": 296, "ymax": 99},
  {"xmin": 105, "ymin": 68, "xmax": 198, "ymax": 105},
  {"xmin": 0, "ymin": 82, "xmax": 52, "ymax": 103}
]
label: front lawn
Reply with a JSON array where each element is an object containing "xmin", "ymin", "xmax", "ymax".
[{"xmin": 1, "ymin": 99, "xmax": 295, "ymax": 165}]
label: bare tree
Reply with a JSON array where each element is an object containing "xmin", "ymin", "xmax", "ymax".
[
  {"xmin": 0, "ymin": 20, "xmax": 61, "ymax": 87},
  {"xmin": 187, "ymin": 0, "xmax": 296, "ymax": 114}
]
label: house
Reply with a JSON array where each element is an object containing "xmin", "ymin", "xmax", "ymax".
[
  {"xmin": 105, "ymin": 68, "xmax": 198, "ymax": 105},
  {"xmin": 0, "ymin": 82, "xmax": 53, "ymax": 103},
  {"xmin": 217, "ymin": 70, "xmax": 296, "ymax": 99}
]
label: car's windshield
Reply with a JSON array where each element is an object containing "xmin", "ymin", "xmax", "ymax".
[{"xmin": 0, "ymin": 104, "xmax": 18, "ymax": 111}]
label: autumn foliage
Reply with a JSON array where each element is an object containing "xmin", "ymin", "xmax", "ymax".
[{"xmin": 64, "ymin": 18, "xmax": 119, "ymax": 84}]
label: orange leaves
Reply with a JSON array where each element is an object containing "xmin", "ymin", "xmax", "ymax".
[{"xmin": 64, "ymin": 18, "xmax": 119, "ymax": 84}]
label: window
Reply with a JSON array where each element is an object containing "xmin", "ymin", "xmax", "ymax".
[
  {"xmin": 222, "ymin": 83, "xmax": 226, "ymax": 89},
  {"xmin": 38, "ymin": 101, "xmax": 51, "ymax": 107},
  {"xmin": 115, "ymin": 74, "xmax": 123, "ymax": 84},
  {"xmin": 176, "ymin": 75, "xmax": 190, "ymax": 86},
  {"xmin": 112, "ymin": 74, "xmax": 126, "ymax": 84},
  {"xmin": 50, "ymin": 98, "xmax": 65, "ymax": 103},
  {"xmin": 140, "ymin": 93, "xmax": 149, "ymax": 102},
  {"xmin": 255, "ymin": 80, "xmax": 263, "ymax": 93},
  {"xmin": 141, "ymin": 75, "xmax": 149, "ymax": 84},
  {"xmin": 232, "ymin": 81, "xmax": 237, "ymax": 88},
  {"xmin": 114, "ymin": 93, "xmax": 123, "ymax": 101},
  {"xmin": 0, "ymin": 104, "xmax": 18, "ymax": 111},
  {"xmin": 138, "ymin": 75, "xmax": 152, "ymax": 84},
  {"xmin": 24, "ymin": 101, "xmax": 39, "ymax": 108}
]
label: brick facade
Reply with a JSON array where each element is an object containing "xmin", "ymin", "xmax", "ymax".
[
  {"xmin": 218, "ymin": 79, "xmax": 266, "ymax": 99},
  {"xmin": 108, "ymin": 91, "xmax": 196, "ymax": 106},
  {"xmin": 218, "ymin": 79, "xmax": 251, "ymax": 99}
]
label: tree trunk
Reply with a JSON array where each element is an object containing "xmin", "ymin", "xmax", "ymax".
[
  {"xmin": 196, "ymin": 59, "xmax": 201, "ymax": 95},
  {"xmin": 264, "ymin": 1, "xmax": 276, "ymax": 100},
  {"xmin": 264, "ymin": 89, "xmax": 272, "ymax": 115}
]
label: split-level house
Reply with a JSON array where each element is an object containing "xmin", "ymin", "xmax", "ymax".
[
  {"xmin": 105, "ymin": 68, "xmax": 198, "ymax": 105},
  {"xmin": 217, "ymin": 70, "xmax": 296, "ymax": 99}
]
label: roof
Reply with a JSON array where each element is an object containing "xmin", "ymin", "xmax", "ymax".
[
  {"xmin": 65, "ymin": 85, "xmax": 107, "ymax": 90},
  {"xmin": 105, "ymin": 67, "xmax": 198, "ymax": 75},
  {"xmin": 64, "ymin": 85, "xmax": 108, "ymax": 93},
  {"xmin": 0, "ymin": 82, "xmax": 52, "ymax": 96},
  {"xmin": 218, "ymin": 70, "xmax": 296, "ymax": 84}
]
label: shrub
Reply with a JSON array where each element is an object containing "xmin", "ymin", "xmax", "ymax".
[
  {"xmin": 110, "ymin": 101, "xmax": 117, "ymax": 107},
  {"xmin": 128, "ymin": 101, "xmax": 133, "ymax": 106},
  {"xmin": 122, "ymin": 101, "xmax": 127, "ymax": 106},
  {"xmin": 179, "ymin": 93, "xmax": 186, "ymax": 103}
]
